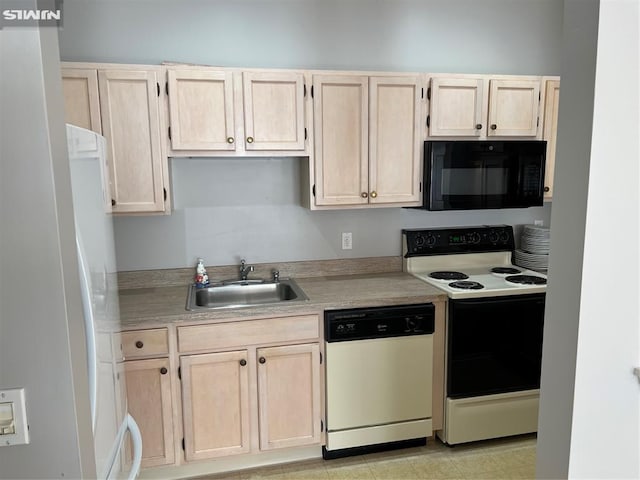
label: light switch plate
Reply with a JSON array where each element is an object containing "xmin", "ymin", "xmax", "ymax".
[
  {"xmin": 0, "ymin": 388, "xmax": 29, "ymax": 446},
  {"xmin": 341, "ymin": 232, "xmax": 353, "ymax": 250}
]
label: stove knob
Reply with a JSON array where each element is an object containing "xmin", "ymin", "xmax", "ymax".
[
  {"xmin": 425, "ymin": 234, "xmax": 436, "ymax": 246},
  {"xmin": 500, "ymin": 231, "xmax": 510, "ymax": 243},
  {"xmin": 489, "ymin": 231, "xmax": 500, "ymax": 243},
  {"xmin": 415, "ymin": 235, "xmax": 425, "ymax": 246}
]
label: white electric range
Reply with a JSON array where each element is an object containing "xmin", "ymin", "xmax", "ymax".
[
  {"xmin": 408, "ymin": 253, "xmax": 547, "ymax": 299},
  {"xmin": 403, "ymin": 225, "xmax": 547, "ymax": 445}
]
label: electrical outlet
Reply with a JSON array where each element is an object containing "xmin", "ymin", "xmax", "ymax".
[
  {"xmin": 534, "ymin": 220, "xmax": 544, "ymax": 226},
  {"xmin": 342, "ymin": 232, "xmax": 353, "ymax": 250}
]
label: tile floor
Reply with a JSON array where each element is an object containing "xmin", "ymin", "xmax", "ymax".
[{"xmin": 199, "ymin": 434, "xmax": 537, "ymax": 480}]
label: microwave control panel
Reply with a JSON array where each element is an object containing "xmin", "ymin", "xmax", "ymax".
[{"xmin": 403, "ymin": 225, "xmax": 515, "ymax": 257}]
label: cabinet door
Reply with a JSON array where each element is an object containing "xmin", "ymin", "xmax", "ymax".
[
  {"xmin": 542, "ymin": 80, "xmax": 560, "ymax": 200},
  {"xmin": 487, "ymin": 79, "xmax": 540, "ymax": 137},
  {"xmin": 428, "ymin": 77, "xmax": 484, "ymax": 136},
  {"xmin": 180, "ymin": 351, "xmax": 251, "ymax": 460},
  {"xmin": 257, "ymin": 344, "xmax": 321, "ymax": 450},
  {"xmin": 313, "ymin": 75, "xmax": 369, "ymax": 206},
  {"xmin": 124, "ymin": 358, "xmax": 175, "ymax": 468},
  {"xmin": 243, "ymin": 72, "xmax": 306, "ymax": 151},
  {"xmin": 61, "ymin": 68, "xmax": 102, "ymax": 134},
  {"xmin": 369, "ymin": 76, "xmax": 422, "ymax": 205},
  {"xmin": 98, "ymin": 69, "xmax": 166, "ymax": 213},
  {"xmin": 167, "ymin": 69, "xmax": 235, "ymax": 151}
]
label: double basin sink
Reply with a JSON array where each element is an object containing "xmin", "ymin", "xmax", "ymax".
[{"xmin": 186, "ymin": 278, "xmax": 309, "ymax": 310}]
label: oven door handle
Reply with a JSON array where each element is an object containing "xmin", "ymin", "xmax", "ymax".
[{"xmin": 453, "ymin": 296, "xmax": 545, "ymax": 307}]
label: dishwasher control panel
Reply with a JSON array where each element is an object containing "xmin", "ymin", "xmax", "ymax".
[{"xmin": 325, "ymin": 303, "xmax": 435, "ymax": 342}]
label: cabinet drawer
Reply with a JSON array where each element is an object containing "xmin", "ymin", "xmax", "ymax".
[
  {"xmin": 178, "ymin": 315, "xmax": 319, "ymax": 352},
  {"xmin": 122, "ymin": 328, "xmax": 169, "ymax": 359}
]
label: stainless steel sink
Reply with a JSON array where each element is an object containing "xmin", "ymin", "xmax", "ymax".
[{"xmin": 186, "ymin": 278, "xmax": 309, "ymax": 310}]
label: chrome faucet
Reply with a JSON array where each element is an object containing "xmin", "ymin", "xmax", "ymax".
[{"xmin": 239, "ymin": 259, "xmax": 254, "ymax": 281}]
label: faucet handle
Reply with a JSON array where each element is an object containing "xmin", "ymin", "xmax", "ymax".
[
  {"xmin": 272, "ymin": 270, "xmax": 280, "ymax": 283},
  {"xmin": 239, "ymin": 259, "xmax": 254, "ymax": 280}
]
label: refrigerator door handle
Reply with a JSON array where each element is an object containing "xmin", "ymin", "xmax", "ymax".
[
  {"xmin": 126, "ymin": 414, "xmax": 142, "ymax": 480},
  {"xmin": 76, "ymin": 235, "xmax": 98, "ymax": 432},
  {"xmin": 104, "ymin": 414, "xmax": 143, "ymax": 480}
]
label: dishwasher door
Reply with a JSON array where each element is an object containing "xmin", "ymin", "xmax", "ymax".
[{"xmin": 326, "ymin": 334, "xmax": 433, "ymax": 431}]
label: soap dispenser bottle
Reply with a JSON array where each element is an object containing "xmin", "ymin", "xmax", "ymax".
[{"xmin": 194, "ymin": 258, "xmax": 209, "ymax": 288}]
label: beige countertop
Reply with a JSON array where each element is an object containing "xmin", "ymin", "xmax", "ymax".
[{"xmin": 119, "ymin": 272, "xmax": 447, "ymax": 329}]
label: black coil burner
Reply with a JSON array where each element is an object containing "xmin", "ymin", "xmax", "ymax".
[
  {"xmin": 429, "ymin": 271, "xmax": 468, "ymax": 281},
  {"xmin": 491, "ymin": 267, "xmax": 522, "ymax": 275},
  {"xmin": 505, "ymin": 275, "xmax": 547, "ymax": 285},
  {"xmin": 449, "ymin": 280, "xmax": 484, "ymax": 290}
]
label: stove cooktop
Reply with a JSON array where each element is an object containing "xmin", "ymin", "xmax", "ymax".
[
  {"xmin": 412, "ymin": 265, "xmax": 547, "ymax": 298},
  {"xmin": 403, "ymin": 226, "xmax": 548, "ymax": 299}
]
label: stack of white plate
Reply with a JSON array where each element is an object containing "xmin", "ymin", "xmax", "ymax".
[{"xmin": 515, "ymin": 225, "xmax": 550, "ymax": 272}]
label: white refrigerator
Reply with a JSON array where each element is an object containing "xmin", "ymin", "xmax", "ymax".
[{"xmin": 66, "ymin": 124, "xmax": 142, "ymax": 480}]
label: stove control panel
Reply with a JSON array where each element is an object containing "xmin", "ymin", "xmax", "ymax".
[{"xmin": 403, "ymin": 225, "xmax": 515, "ymax": 257}]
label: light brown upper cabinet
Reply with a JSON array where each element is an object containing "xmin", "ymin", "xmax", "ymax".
[
  {"xmin": 98, "ymin": 68, "xmax": 168, "ymax": 214},
  {"xmin": 166, "ymin": 68, "xmax": 236, "ymax": 151},
  {"xmin": 428, "ymin": 77, "xmax": 484, "ymax": 137},
  {"xmin": 242, "ymin": 71, "xmax": 306, "ymax": 151},
  {"xmin": 487, "ymin": 79, "xmax": 540, "ymax": 137},
  {"xmin": 427, "ymin": 75, "xmax": 542, "ymax": 139},
  {"xmin": 62, "ymin": 64, "xmax": 170, "ymax": 215},
  {"xmin": 369, "ymin": 76, "xmax": 423, "ymax": 205},
  {"xmin": 313, "ymin": 75, "xmax": 369, "ymax": 206},
  {"xmin": 312, "ymin": 74, "xmax": 423, "ymax": 208},
  {"xmin": 542, "ymin": 78, "xmax": 560, "ymax": 200},
  {"xmin": 165, "ymin": 68, "xmax": 307, "ymax": 156},
  {"xmin": 61, "ymin": 68, "xmax": 102, "ymax": 134}
]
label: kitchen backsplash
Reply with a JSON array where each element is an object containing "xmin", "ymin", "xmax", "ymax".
[
  {"xmin": 117, "ymin": 256, "xmax": 403, "ymax": 289},
  {"xmin": 113, "ymin": 157, "xmax": 552, "ymax": 271}
]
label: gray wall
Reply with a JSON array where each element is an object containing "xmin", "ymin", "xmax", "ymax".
[
  {"xmin": 58, "ymin": 0, "xmax": 560, "ymax": 271},
  {"xmin": 59, "ymin": 0, "xmax": 563, "ymax": 74},
  {"xmin": 538, "ymin": 0, "xmax": 640, "ymax": 477},
  {"xmin": 535, "ymin": 0, "xmax": 599, "ymax": 476},
  {"xmin": 0, "ymin": 20, "xmax": 95, "ymax": 479},
  {"xmin": 115, "ymin": 158, "xmax": 551, "ymax": 269}
]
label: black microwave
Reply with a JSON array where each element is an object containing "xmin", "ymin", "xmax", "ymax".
[{"xmin": 422, "ymin": 140, "xmax": 546, "ymax": 211}]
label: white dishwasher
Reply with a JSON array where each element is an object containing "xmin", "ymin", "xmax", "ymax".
[{"xmin": 323, "ymin": 303, "xmax": 435, "ymax": 459}]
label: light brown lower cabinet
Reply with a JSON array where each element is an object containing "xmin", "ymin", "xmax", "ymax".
[
  {"xmin": 180, "ymin": 342, "xmax": 322, "ymax": 461},
  {"xmin": 257, "ymin": 343, "xmax": 321, "ymax": 450},
  {"xmin": 124, "ymin": 357, "xmax": 175, "ymax": 468},
  {"xmin": 180, "ymin": 350, "xmax": 252, "ymax": 461}
]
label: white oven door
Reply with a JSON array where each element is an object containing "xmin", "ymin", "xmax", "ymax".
[{"xmin": 326, "ymin": 335, "xmax": 433, "ymax": 432}]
